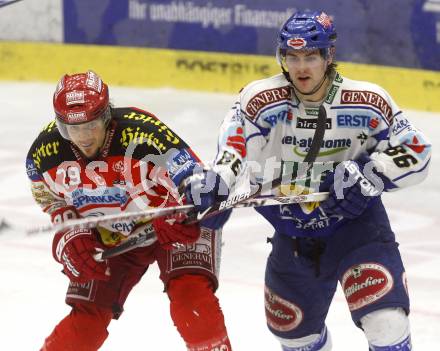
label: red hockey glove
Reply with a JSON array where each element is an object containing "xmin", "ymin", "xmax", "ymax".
[
  {"xmin": 152, "ymin": 212, "xmax": 200, "ymax": 249},
  {"xmin": 52, "ymin": 229, "xmax": 110, "ymax": 283}
]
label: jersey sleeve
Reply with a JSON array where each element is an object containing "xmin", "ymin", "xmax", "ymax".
[{"xmin": 366, "ymin": 90, "xmax": 431, "ymax": 190}]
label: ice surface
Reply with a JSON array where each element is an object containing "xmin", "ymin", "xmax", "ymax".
[{"xmin": 0, "ymin": 82, "xmax": 439, "ymax": 350}]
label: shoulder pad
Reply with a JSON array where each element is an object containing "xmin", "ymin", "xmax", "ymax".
[
  {"xmin": 338, "ymin": 78, "xmax": 394, "ymax": 124},
  {"xmin": 111, "ymin": 107, "xmax": 186, "ymax": 155},
  {"xmin": 240, "ymin": 74, "xmax": 292, "ymax": 122},
  {"xmin": 26, "ymin": 121, "xmax": 74, "ymax": 174}
]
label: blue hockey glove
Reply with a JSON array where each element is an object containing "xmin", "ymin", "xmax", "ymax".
[
  {"xmin": 320, "ymin": 153, "xmax": 393, "ymax": 219},
  {"xmin": 183, "ymin": 169, "xmax": 232, "ymax": 230}
]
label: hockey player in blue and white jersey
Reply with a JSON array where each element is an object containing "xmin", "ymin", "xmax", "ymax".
[{"xmin": 208, "ymin": 10, "xmax": 431, "ymax": 351}]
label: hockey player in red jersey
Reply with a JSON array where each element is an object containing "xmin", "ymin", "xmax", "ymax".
[{"xmin": 26, "ymin": 71, "xmax": 232, "ymax": 351}]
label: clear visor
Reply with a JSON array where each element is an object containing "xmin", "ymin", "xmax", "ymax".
[
  {"xmin": 277, "ymin": 47, "xmax": 329, "ymax": 70},
  {"xmin": 56, "ymin": 107, "xmax": 111, "ymax": 140}
]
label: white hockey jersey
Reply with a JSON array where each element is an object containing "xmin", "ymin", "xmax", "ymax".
[{"xmin": 213, "ymin": 72, "xmax": 431, "ymax": 236}]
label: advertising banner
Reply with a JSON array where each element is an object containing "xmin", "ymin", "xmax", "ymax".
[
  {"xmin": 64, "ymin": 0, "xmax": 440, "ymax": 71},
  {"xmin": 0, "ymin": 0, "xmax": 23, "ymax": 8}
]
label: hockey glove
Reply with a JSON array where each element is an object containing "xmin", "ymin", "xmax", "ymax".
[
  {"xmin": 320, "ymin": 153, "xmax": 392, "ymax": 219},
  {"xmin": 183, "ymin": 169, "xmax": 231, "ymax": 230},
  {"xmin": 52, "ymin": 229, "xmax": 110, "ymax": 283},
  {"xmin": 152, "ymin": 212, "xmax": 200, "ymax": 249}
]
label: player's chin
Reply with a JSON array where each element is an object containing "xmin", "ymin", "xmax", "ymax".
[
  {"xmin": 294, "ymin": 79, "xmax": 313, "ymax": 93},
  {"xmin": 296, "ymin": 85, "xmax": 314, "ymax": 95},
  {"xmin": 80, "ymin": 146, "xmax": 100, "ymax": 158}
]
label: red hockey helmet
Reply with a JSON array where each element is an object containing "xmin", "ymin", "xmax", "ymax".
[{"xmin": 53, "ymin": 70, "xmax": 111, "ymax": 139}]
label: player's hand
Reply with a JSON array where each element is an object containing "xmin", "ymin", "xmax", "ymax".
[
  {"xmin": 52, "ymin": 229, "xmax": 110, "ymax": 283},
  {"xmin": 152, "ymin": 213, "xmax": 200, "ymax": 249},
  {"xmin": 183, "ymin": 169, "xmax": 231, "ymax": 229},
  {"xmin": 320, "ymin": 153, "xmax": 392, "ymax": 219}
]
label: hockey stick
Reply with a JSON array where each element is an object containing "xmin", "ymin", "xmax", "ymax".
[
  {"xmin": 27, "ymin": 204, "xmax": 193, "ymax": 235},
  {"xmin": 93, "ymin": 192, "xmax": 329, "ymax": 260},
  {"xmin": 0, "ymin": 0, "xmax": 24, "ymax": 8},
  {"xmin": 94, "ymin": 105, "xmax": 328, "ymax": 260},
  {"xmin": 94, "ymin": 223, "xmax": 157, "ymax": 260},
  {"xmin": 27, "ymin": 192, "xmax": 329, "ymax": 235}
]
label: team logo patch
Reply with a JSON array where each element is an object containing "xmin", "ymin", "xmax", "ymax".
[
  {"xmin": 342, "ymin": 263, "xmax": 394, "ymax": 311},
  {"xmin": 67, "ymin": 280, "xmax": 96, "ymax": 302},
  {"xmin": 282, "ymin": 135, "xmax": 352, "ymax": 157},
  {"xmin": 71, "ymin": 187, "xmax": 128, "ymax": 208},
  {"xmin": 112, "ymin": 160, "xmax": 126, "ymax": 173},
  {"xmin": 67, "ymin": 111, "xmax": 87, "ymax": 123},
  {"xmin": 340, "ymin": 90, "xmax": 393, "ymax": 124},
  {"xmin": 66, "ymin": 91, "xmax": 85, "ymax": 106},
  {"xmin": 169, "ymin": 227, "xmax": 215, "ymax": 273},
  {"xmin": 405, "ymin": 135, "xmax": 426, "ymax": 154},
  {"xmin": 245, "ymin": 86, "xmax": 291, "ymax": 120},
  {"xmin": 369, "ymin": 118, "xmax": 379, "ymax": 129},
  {"xmin": 86, "ymin": 71, "xmax": 102, "ymax": 92},
  {"xmin": 263, "ymin": 110, "xmax": 294, "ymax": 127},
  {"xmin": 316, "ymin": 12, "xmax": 332, "ymax": 29},
  {"xmin": 26, "ymin": 158, "xmax": 40, "ymax": 181},
  {"xmin": 392, "ymin": 117, "xmax": 413, "ymax": 135},
  {"xmin": 31, "ymin": 140, "xmax": 61, "ymax": 169},
  {"xmin": 287, "ymin": 38, "xmax": 307, "ymax": 49},
  {"xmin": 166, "ymin": 148, "xmax": 197, "ymax": 185},
  {"xmin": 226, "ymin": 127, "xmax": 246, "ymax": 157},
  {"xmin": 296, "ymin": 117, "xmax": 332, "ymax": 129},
  {"xmin": 264, "ymin": 285, "xmax": 303, "ymax": 332}
]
